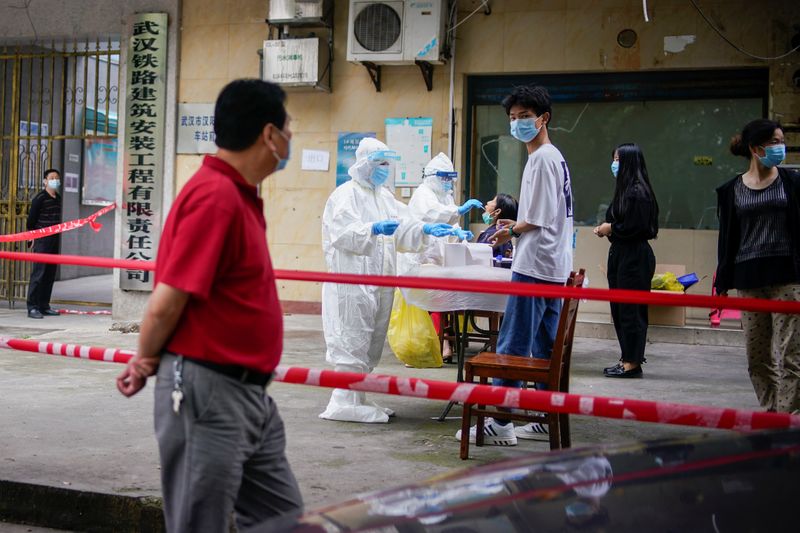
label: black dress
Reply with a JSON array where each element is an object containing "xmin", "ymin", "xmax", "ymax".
[{"xmin": 606, "ymin": 184, "xmax": 657, "ymax": 365}]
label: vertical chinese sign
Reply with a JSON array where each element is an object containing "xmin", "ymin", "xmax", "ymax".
[{"xmin": 121, "ymin": 13, "xmax": 167, "ymax": 290}]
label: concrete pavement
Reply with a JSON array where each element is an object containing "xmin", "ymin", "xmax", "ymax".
[{"xmin": 0, "ymin": 306, "xmax": 756, "ymax": 530}]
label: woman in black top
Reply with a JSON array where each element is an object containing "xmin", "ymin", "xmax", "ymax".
[
  {"xmin": 594, "ymin": 144, "xmax": 659, "ymax": 378},
  {"xmin": 715, "ymin": 119, "xmax": 800, "ymax": 413}
]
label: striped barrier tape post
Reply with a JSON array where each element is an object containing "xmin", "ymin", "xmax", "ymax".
[
  {"xmin": 0, "ymin": 203, "xmax": 115, "ymax": 243},
  {"xmin": 1, "ymin": 251, "xmax": 800, "ymax": 314},
  {"xmin": 2, "ymin": 335, "xmax": 798, "ymax": 433}
]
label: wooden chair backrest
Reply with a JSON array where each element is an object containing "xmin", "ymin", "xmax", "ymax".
[{"xmin": 547, "ymin": 268, "xmax": 586, "ymax": 392}]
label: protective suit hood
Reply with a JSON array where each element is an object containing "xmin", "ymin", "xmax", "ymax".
[
  {"xmin": 421, "ymin": 152, "xmax": 456, "ymax": 198},
  {"xmin": 348, "ymin": 137, "xmax": 391, "ymax": 189}
]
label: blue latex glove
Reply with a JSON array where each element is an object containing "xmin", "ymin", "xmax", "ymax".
[
  {"xmin": 423, "ymin": 223, "xmax": 453, "ymax": 237},
  {"xmin": 453, "ymin": 229, "xmax": 474, "ymax": 241},
  {"xmin": 457, "ymin": 199, "xmax": 483, "ymax": 215},
  {"xmin": 372, "ymin": 220, "xmax": 400, "ymax": 236}
]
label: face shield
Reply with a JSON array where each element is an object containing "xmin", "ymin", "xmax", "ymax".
[
  {"xmin": 366, "ymin": 150, "xmax": 401, "ymax": 187},
  {"xmin": 436, "ymin": 170, "xmax": 458, "ymax": 192}
]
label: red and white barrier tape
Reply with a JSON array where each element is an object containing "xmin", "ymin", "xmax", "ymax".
[
  {"xmin": 57, "ymin": 309, "xmax": 112, "ymax": 315},
  {"xmin": 2, "ymin": 335, "xmax": 798, "ymax": 432},
  {"xmin": 0, "ymin": 203, "xmax": 115, "ymax": 243},
  {"xmin": 0, "ymin": 336, "xmax": 134, "ymax": 364},
  {"xmin": 0, "ymin": 250, "xmax": 799, "ymax": 314}
]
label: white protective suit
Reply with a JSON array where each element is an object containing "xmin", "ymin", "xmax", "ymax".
[
  {"xmin": 320, "ymin": 138, "xmax": 432, "ymax": 423},
  {"xmin": 397, "ymin": 153, "xmax": 461, "ymax": 275}
]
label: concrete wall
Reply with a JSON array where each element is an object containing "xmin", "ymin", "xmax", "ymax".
[
  {"xmin": 179, "ymin": 0, "xmax": 798, "ymax": 318},
  {"xmin": 4, "ymin": 1, "xmax": 798, "ymax": 318},
  {"xmin": 175, "ymin": 0, "xmax": 799, "ymax": 317},
  {"xmin": 451, "ymin": 0, "xmax": 799, "ymax": 319}
]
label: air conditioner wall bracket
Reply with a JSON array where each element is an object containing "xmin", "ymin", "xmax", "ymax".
[
  {"xmin": 416, "ymin": 60, "xmax": 434, "ymax": 92},
  {"xmin": 362, "ymin": 61, "xmax": 381, "ymax": 92}
]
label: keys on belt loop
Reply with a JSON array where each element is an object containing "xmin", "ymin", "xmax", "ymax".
[{"xmin": 172, "ymin": 356, "xmax": 184, "ymax": 414}]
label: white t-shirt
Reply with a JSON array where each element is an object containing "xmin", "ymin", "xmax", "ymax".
[{"xmin": 512, "ymin": 143, "xmax": 573, "ymax": 283}]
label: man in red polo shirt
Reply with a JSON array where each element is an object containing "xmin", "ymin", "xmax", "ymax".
[{"xmin": 116, "ymin": 79, "xmax": 302, "ymax": 532}]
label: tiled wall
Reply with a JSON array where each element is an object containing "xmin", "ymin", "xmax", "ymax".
[{"xmin": 177, "ymin": 0, "xmax": 800, "ymax": 315}]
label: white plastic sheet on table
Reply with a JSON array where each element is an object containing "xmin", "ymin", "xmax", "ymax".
[{"xmin": 401, "ymin": 265, "xmax": 513, "ymax": 313}]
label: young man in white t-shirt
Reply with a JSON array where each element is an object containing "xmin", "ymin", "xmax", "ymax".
[{"xmin": 457, "ymin": 85, "xmax": 573, "ymax": 446}]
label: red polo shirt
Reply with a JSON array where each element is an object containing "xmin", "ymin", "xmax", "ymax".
[{"xmin": 156, "ymin": 156, "xmax": 283, "ymax": 373}]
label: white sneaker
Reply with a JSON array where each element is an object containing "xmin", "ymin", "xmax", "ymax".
[
  {"xmin": 455, "ymin": 418, "xmax": 517, "ymax": 446},
  {"xmin": 514, "ymin": 422, "xmax": 549, "ymax": 440}
]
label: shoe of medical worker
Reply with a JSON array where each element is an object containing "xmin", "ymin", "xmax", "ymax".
[
  {"xmin": 455, "ymin": 418, "xmax": 518, "ymax": 446},
  {"xmin": 369, "ymin": 400, "xmax": 396, "ymax": 417},
  {"xmin": 319, "ymin": 389, "xmax": 390, "ymax": 423}
]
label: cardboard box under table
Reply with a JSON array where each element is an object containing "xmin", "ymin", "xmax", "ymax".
[{"xmin": 649, "ymin": 264, "xmax": 686, "ymax": 327}]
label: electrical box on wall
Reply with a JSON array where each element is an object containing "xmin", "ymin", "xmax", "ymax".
[
  {"xmin": 262, "ymin": 38, "xmax": 331, "ymax": 91},
  {"xmin": 268, "ymin": 0, "xmax": 330, "ymax": 24},
  {"xmin": 347, "ymin": 0, "xmax": 447, "ymax": 65}
]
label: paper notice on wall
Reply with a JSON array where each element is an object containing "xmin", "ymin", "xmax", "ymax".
[
  {"xmin": 664, "ymin": 35, "xmax": 696, "ymax": 54},
  {"xmin": 64, "ymin": 172, "xmax": 79, "ymax": 193},
  {"xmin": 385, "ymin": 117, "xmax": 433, "ymax": 187},
  {"xmin": 301, "ymin": 149, "xmax": 330, "ymax": 171}
]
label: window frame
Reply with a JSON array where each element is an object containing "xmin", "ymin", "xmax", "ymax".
[{"xmin": 464, "ymin": 69, "xmax": 770, "ymax": 225}]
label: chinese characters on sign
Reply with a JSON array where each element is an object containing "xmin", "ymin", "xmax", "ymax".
[
  {"xmin": 262, "ymin": 39, "xmax": 321, "ymax": 85},
  {"xmin": 176, "ymin": 103, "xmax": 216, "ymax": 154},
  {"xmin": 121, "ymin": 13, "xmax": 167, "ymax": 290}
]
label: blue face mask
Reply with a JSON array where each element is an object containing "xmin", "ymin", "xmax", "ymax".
[
  {"xmin": 758, "ymin": 144, "xmax": 785, "ymax": 168},
  {"xmin": 510, "ymin": 117, "xmax": 540, "ymax": 143},
  {"xmin": 611, "ymin": 160, "xmax": 619, "ymax": 178},
  {"xmin": 442, "ymin": 180, "xmax": 454, "ymax": 192},
  {"xmin": 273, "ymin": 129, "xmax": 291, "ymax": 171},
  {"xmin": 370, "ymin": 166, "xmax": 390, "ymax": 187}
]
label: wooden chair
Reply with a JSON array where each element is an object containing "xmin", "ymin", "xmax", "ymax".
[{"xmin": 459, "ymin": 269, "xmax": 585, "ymax": 460}]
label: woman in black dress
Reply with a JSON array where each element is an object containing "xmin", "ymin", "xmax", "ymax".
[{"xmin": 594, "ymin": 143, "xmax": 659, "ymax": 378}]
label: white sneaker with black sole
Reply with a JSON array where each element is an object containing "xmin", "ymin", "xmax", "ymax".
[
  {"xmin": 514, "ymin": 422, "xmax": 549, "ymax": 440},
  {"xmin": 455, "ymin": 418, "xmax": 517, "ymax": 446}
]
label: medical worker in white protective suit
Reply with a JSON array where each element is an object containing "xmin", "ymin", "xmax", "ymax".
[
  {"xmin": 397, "ymin": 152, "xmax": 482, "ymax": 275},
  {"xmin": 320, "ymin": 138, "xmax": 456, "ymax": 423}
]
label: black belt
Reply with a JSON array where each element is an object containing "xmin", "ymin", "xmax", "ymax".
[{"xmin": 182, "ymin": 356, "xmax": 272, "ymax": 387}]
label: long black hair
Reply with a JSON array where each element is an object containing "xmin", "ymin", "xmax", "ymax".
[{"xmin": 611, "ymin": 143, "xmax": 659, "ymax": 238}]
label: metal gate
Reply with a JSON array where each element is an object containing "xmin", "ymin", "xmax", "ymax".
[{"xmin": 0, "ymin": 39, "xmax": 120, "ymax": 305}]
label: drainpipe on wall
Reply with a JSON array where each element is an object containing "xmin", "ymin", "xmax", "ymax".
[{"xmin": 447, "ymin": 2, "xmax": 456, "ymax": 162}]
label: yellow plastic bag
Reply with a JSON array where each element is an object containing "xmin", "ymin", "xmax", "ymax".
[
  {"xmin": 388, "ymin": 289, "xmax": 443, "ymax": 368},
  {"xmin": 651, "ymin": 272, "xmax": 684, "ymax": 292}
]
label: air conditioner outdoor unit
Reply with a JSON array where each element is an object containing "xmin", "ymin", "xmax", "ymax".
[{"xmin": 347, "ymin": 0, "xmax": 447, "ymax": 65}]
